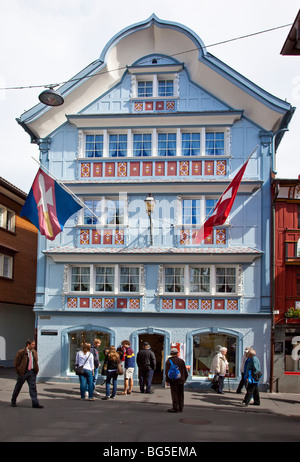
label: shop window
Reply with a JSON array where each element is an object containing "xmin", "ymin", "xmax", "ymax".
[
  {"xmin": 68, "ymin": 330, "xmax": 110, "ymax": 373},
  {"xmin": 285, "ymin": 329, "xmax": 300, "ymax": 373},
  {"xmin": 193, "ymin": 333, "xmax": 237, "ymax": 377}
]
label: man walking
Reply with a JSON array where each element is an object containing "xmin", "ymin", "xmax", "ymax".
[
  {"xmin": 136, "ymin": 341, "xmax": 156, "ymax": 394},
  {"xmin": 11, "ymin": 338, "xmax": 43, "ymax": 408},
  {"xmin": 165, "ymin": 347, "xmax": 188, "ymax": 413}
]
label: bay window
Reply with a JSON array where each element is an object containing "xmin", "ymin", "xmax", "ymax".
[
  {"xmin": 68, "ymin": 265, "xmax": 143, "ymax": 295},
  {"xmin": 81, "ymin": 128, "xmax": 228, "ymax": 159},
  {"xmin": 161, "ymin": 265, "xmax": 239, "ymax": 295}
]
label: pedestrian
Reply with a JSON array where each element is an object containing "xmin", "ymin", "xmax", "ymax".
[
  {"xmin": 242, "ymin": 348, "xmax": 262, "ymax": 406},
  {"xmin": 76, "ymin": 343, "xmax": 95, "ymax": 401},
  {"xmin": 89, "ymin": 338, "xmax": 101, "ymax": 395},
  {"xmin": 236, "ymin": 347, "xmax": 250, "ymax": 394},
  {"xmin": 102, "ymin": 346, "xmax": 120, "ymax": 400},
  {"xmin": 165, "ymin": 347, "xmax": 188, "ymax": 413},
  {"xmin": 120, "ymin": 340, "xmax": 135, "ymax": 395},
  {"xmin": 136, "ymin": 341, "xmax": 156, "ymax": 394},
  {"xmin": 11, "ymin": 338, "xmax": 43, "ymax": 408},
  {"xmin": 210, "ymin": 346, "xmax": 229, "ymax": 394}
]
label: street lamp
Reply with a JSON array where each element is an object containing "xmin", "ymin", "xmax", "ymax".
[
  {"xmin": 38, "ymin": 87, "xmax": 64, "ymax": 106},
  {"xmin": 144, "ymin": 194, "xmax": 155, "ymax": 246}
]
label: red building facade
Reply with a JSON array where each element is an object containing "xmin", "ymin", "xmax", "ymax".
[{"xmin": 272, "ymin": 178, "xmax": 300, "ymax": 392}]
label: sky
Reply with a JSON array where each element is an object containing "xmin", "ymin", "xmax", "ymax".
[{"xmin": 0, "ymin": 0, "xmax": 299, "ymax": 192}]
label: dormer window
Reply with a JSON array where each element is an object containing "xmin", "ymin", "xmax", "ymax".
[
  {"xmin": 138, "ymin": 81, "xmax": 153, "ymax": 97},
  {"xmin": 158, "ymin": 79, "xmax": 174, "ymax": 97}
]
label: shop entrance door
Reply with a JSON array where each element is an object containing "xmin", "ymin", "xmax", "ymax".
[{"xmin": 138, "ymin": 333, "xmax": 164, "ymax": 384}]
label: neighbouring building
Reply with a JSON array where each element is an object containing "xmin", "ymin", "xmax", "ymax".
[
  {"xmin": 0, "ymin": 177, "xmax": 38, "ymax": 365},
  {"xmin": 17, "ymin": 15, "xmax": 294, "ymax": 387},
  {"xmin": 272, "ymin": 178, "xmax": 300, "ymax": 392}
]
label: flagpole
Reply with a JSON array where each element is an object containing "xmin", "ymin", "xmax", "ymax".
[
  {"xmin": 245, "ymin": 145, "xmax": 259, "ymax": 163},
  {"xmin": 31, "ymin": 156, "xmax": 100, "ymax": 223}
]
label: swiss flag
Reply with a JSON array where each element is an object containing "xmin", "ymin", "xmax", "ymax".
[{"xmin": 194, "ymin": 158, "xmax": 250, "ymax": 244}]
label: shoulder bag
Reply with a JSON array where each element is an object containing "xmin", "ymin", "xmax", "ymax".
[{"xmin": 75, "ymin": 353, "xmax": 91, "ymax": 376}]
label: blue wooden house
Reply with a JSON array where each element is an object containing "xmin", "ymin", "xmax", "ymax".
[{"xmin": 18, "ymin": 15, "xmax": 293, "ymax": 387}]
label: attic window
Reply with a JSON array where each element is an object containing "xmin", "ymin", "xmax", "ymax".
[{"xmin": 152, "ymin": 58, "xmax": 158, "ymax": 64}]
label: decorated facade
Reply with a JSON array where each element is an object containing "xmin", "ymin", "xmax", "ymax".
[{"xmin": 18, "ymin": 15, "xmax": 293, "ymax": 386}]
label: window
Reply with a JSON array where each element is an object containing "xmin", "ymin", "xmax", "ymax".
[
  {"xmin": 190, "ymin": 267, "xmax": 210, "ymax": 293},
  {"xmin": 181, "ymin": 198, "xmax": 217, "ymax": 226},
  {"xmin": 216, "ymin": 267, "xmax": 236, "ymax": 293},
  {"xmin": 138, "ymin": 81, "xmax": 153, "ymax": 97},
  {"xmin": 285, "ymin": 329, "xmax": 300, "ymax": 373},
  {"xmin": 164, "ymin": 267, "xmax": 185, "ymax": 293},
  {"xmin": 206, "ymin": 199, "xmax": 217, "ymax": 218},
  {"xmin": 71, "ymin": 267, "xmax": 90, "ymax": 292},
  {"xmin": 85, "ymin": 135, "xmax": 103, "ymax": 157},
  {"xmin": 109, "ymin": 134, "xmax": 127, "ymax": 157},
  {"xmin": 69, "ymin": 330, "xmax": 110, "ymax": 373},
  {"xmin": 68, "ymin": 265, "xmax": 143, "ymax": 295},
  {"xmin": 83, "ymin": 198, "xmax": 126, "ymax": 226},
  {"xmin": 84, "ymin": 200, "xmax": 100, "ymax": 225},
  {"xmin": 120, "ymin": 266, "xmax": 140, "ymax": 293},
  {"xmin": 182, "ymin": 133, "xmax": 201, "ymax": 156},
  {"xmin": 158, "ymin": 133, "xmax": 176, "ymax": 156},
  {"xmin": 133, "ymin": 134, "xmax": 152, "ymax": 157},
  {"xmin": 0, "ymin": 253, "xmax": 13, "ymax": 278},
  {"xmin": 206, "ymin": 132, "xmax": 225, "ymax": 156},
  {"xmin": 192, "ymin": 333, "xmax": 237, "ymax": 377},
  {"xmin": 182, "ymin": 199, "xmax": 201, "ymax": 226},
  {"xmin": 158, "ymin": 79, "xmax": 174, "ymax": 96},
  {"xmin": 160, "ymin": 265, "xmax": 239, "ymax": 295},
  {"xmin": 95, "ymin": 267, "xmax": 115, "ymax": 292},
  {"xmin": 0, "ymin": 205, "xmax": 15, "ymax": 232}
]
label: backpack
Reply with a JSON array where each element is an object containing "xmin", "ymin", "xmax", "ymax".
[{"xmin": 168, "ymin": 359, "xmax": 181, "ymax": 381}]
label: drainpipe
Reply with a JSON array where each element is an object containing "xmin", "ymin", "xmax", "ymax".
[
  {"xmin": 271, "ymin": 128, "xmax": 289, "ymax": 175},
  {"xmin": 270, "ymin": 181, "xmax": 280, "ymax": 393}
]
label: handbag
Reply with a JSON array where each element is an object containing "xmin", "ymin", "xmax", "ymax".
[
  {"xmin": 101, "ymin": 362, "xmax": 108, "ymax": 376},
  {"xmin": 75, "ymin": 353, "xmax": 90, "ymax": 376},
  {"xmin": 252, "ymin": 370, "xmax": 262, "ymax": 381},
  {"xmin": 117, "ymin": 362, "xmax": 124, "ymax": 375}
]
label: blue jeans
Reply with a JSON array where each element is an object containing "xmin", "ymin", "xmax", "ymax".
[
  {"xmin": 106, "ymin": 370, "xmax": 118, "ymax": 398},
  {"xmin": 79, "ymin": 369, "xmax": 94, "ymax": 399},
  {"xmin": 86, "ymin": 367, "xmax": 99, "ymax": 391},
  {"xmin": 139, "ymin": 368, "xmax": 154, "ymax": 393}
]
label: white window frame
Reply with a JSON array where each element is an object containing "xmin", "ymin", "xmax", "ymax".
[
  {"xmin": 79, "ymin": 127, "xmax": 230, "ymax": 159},
  {"xmin": 80, "ymin": 196, "xmax": 128, "ymax": 228},
  {"xmin": 160, "ymin": 264, "xmax": 240, "ymax": 296},
  {"xmin": 69, "ymin": 265, "xmax": 92, "ymax": 293},
  {"xmin": 0, "ymin": 253, "xmax": 13, "ymax": 279},
  {"xmin": 67, "ymin": 264, "xmax": 144, "ymax": 296},
  {"xmin": 0, "ymin": 205, "xmax": 15, "ymax": 232},
  {"xmin": 178, "ymin": 196, "xmax": 223, "ymax": 229}
]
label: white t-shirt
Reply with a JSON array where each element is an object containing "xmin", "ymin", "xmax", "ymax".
[{"xmin": 76, "ymin": 351, "xmax": 94, "ymax": 371}]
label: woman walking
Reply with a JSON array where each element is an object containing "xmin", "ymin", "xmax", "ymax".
[
  {"xmin": 102, "ymin": 346, "xmax": 120, "ymax": 400},
  {"xmin": 75, "ymin": 343, "xmax": 94, "ymax": 401}
]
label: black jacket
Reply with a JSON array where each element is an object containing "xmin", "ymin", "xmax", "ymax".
[{"xmin": 136, "ymin": 348, "xmax": 156, "ymax": 371}]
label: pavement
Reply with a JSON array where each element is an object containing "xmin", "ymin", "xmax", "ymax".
[{"xmin": 1, "ymin": 367, "xmax": 300, "ymax": 444}]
